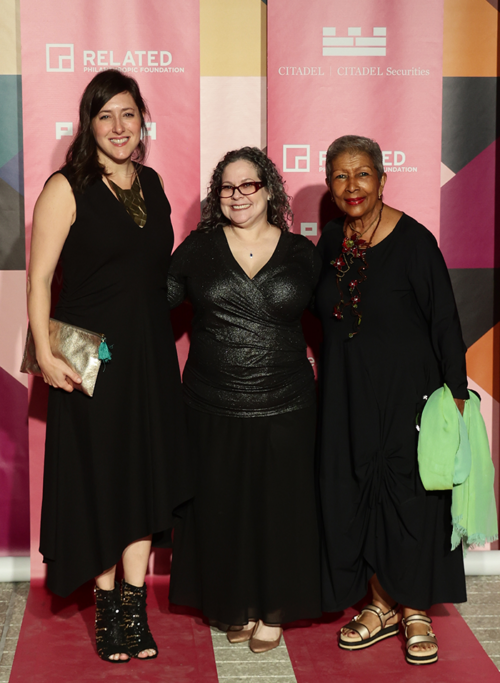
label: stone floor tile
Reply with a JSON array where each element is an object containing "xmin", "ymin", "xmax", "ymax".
[
  {"xmin": 0, "ymin": 666, "xmax": 13, "ymax": 683},
  {"xmin": 6, "ymin": 612, "xmax": 24, "ymax": 628},
  {"xmin": 4, "ymin": 621, "xmax": 22, "ymax": 639},
  {"xmin": 479, "ymin": 641, "xmax": 500, "ymax": 658},
  {"xmin": 0, "ymin": 651, "xmax": 15, "ymax": 667},
  {"xmin": 14, "ymin": 583, "xmax": 29, "ymax": 599},
  {"xmin": 216, "ymin": 660, "xmax": 296, "ymax": 678},
  {"xmin": 213, "ymin": 647, "xmax": 289, "ymax": 662}
]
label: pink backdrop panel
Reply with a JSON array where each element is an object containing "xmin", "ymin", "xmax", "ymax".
[
  {"xmin": 20, "ymin": 0, "xmax": 200, "ymax": 579},
  {"xmin": 268, "ymin": 0, "xmax": 444, "ymax": 244}
]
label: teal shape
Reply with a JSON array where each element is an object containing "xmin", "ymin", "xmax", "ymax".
[
  {"xmin": 0, "ymin": 150, "xmax": 23, "ymax": 195},
  {"xmin": 0, "ymin": 75, "xmax": 23, "ymax": 170}
]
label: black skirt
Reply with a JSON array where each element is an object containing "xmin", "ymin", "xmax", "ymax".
[{"xmin": 169, "ymin": 404, "xmax": 322, "ymax": 625}]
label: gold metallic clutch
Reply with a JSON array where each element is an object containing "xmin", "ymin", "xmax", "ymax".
[{"xmin": 20, "ymin": 318, "xmax": 111, "ymax": 397}]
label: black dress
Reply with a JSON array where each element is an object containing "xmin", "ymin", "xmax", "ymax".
[
  {"xmin": 39, "ymin": 166, "xmax": 191, "ymax": 597},
  {"xmin": 168, "ymin": 227, "xmax": 323, "ymax": 625},
  {"xmin": 315, "ymin": 214, "xmax": 468, "ymax": 612}
]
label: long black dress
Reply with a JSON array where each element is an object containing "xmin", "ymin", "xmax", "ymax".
[
  {"xmin": 168, "ymin": 227, "xmax": 323, "ymax": 625},
  {"xmin": 39, "ymin": 166, "xmax": 191, "ymax": 597},
  {"xmin": 315, "ymin": 213, "xmax": 468, "ymax": 612}
]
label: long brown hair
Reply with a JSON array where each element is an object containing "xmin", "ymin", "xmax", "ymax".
[{"xmin": 64, "ymin": 69, "xmax": 150, "ymax": 192}]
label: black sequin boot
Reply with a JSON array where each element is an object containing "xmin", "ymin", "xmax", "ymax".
[
  {"xmin": 94, "ymin": 582, "xmax": 129, "ymax": 663},
  {"xmin": 121, "ymin": 580, "xmax": 158, "ymax": 659}
]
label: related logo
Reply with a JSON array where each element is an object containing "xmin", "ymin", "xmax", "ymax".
[
  {"xmin": 46, "ymin": 44, "xmax": 182, "ymax": 74},
  {"xmin": 301, "ymin": 223, "xmax": 317, "ymax": 237},
  {"xmin": 283, "ymin": 145, "xmax": 310, "ymax": 172},
  {"xmin": 56, "ymin": 122, "xmax": 73, "ymax": 139},
  {"xmin": 287, "ymin": 145, "xmax": 416, "ymax": 174},
  {"xmin": 46, "ymin": 44, "xmax": 75, "ymax": 72},
  {"xmin": 322, "ymin": 27, "xmax": 387, "ymax": 57},
  {"xmin": 83, "ymin": 50, "xmax": 173, "ymax": 69}
]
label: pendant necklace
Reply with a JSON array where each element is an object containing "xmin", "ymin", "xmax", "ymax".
[{"xmin": 230, "ymin": 222, "xmax": 272, "ymax": 258}]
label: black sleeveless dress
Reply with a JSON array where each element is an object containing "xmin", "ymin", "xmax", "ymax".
[{"xmin": 39, "ymin": 166, "xmax": 191, "ymax": 597}]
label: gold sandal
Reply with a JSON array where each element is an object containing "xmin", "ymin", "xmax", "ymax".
[
  {"xmin": 402, "ymin": 614, "xmax": 438, "ymax": 665},
  {"xmin": 339, "ymin": 603, "xmax": 399, "ymax": 650}
]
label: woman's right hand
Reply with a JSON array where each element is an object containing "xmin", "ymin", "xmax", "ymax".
[{"xmin": 38, "ymin": 354, "xmax": 82, "ymax": 392}]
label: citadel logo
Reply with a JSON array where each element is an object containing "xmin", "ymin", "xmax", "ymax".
[
  {"xmin": 46, "ymin": 44, "xmax": 74, "ymax": 72},
  {"xmin": 323, "ymin": 27, "xmax": 387, "ymax": 57}
]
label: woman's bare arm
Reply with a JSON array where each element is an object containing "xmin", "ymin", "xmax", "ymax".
[{"xmin": 27, "ymin": 173, "xmax": 82, "ymax": 391}]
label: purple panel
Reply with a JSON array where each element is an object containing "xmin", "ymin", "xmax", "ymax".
[
  {"xmin": 0, "ymin": 367, "xmax": 30, "ymax": 555},
  {"xmin": 440, "ymin": 140, "xmax": 498, "ymax": 269}
]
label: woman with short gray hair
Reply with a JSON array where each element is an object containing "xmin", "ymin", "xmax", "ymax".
[{"xmin": 315, "ymin": 134, "xmax": 467, "ymax": 665}]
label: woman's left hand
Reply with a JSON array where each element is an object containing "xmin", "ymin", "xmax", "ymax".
[{"xmin": 454, "ymin": 398, "xmax": 465, "ymax": 416}]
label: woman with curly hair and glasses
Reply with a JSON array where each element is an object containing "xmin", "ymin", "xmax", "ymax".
[{"xmin": 168, "ymin": 147, "xmax": 322, "ymax": 652}]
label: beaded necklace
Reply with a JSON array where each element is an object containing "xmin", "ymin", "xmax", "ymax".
[{"xmin": 330, "ymin": 203, "xmax": 384, "ymax": 337}]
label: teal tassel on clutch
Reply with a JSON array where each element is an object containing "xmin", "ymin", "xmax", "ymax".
[{"xmin": 98, "ymin": 338, "xmax": 112, "ymax": 363}]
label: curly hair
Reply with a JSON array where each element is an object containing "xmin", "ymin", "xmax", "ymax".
[
  {"xmin": 325, "ymin": 135, "xmax": 385, "ymax": 187},
  {"xmin": 64, "ymin": 70, "xmax": 150, "ymax": 193},
  {"xmin": 197, "ymin": 147, "xmax": 293, "ymax": 232}
]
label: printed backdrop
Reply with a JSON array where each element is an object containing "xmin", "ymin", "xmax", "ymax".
[
  {"xmin": 268, "ymin": 0, "xmax": 444, "ymax": 242},
  {"xmin": 0, "ymin": 0, "xmax": 497, "ymax": 570}
]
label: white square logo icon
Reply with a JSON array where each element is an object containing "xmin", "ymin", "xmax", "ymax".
[
  {"xmin": 46, "ymin": 44, "xmax": 74, "ymax": 72},
  {"xmin": 283, "ymin": 145, "xmax": 310, "ymax": 173}
]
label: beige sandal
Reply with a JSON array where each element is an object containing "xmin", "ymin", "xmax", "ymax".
[
  {"xmin": 339, "ymin": 603, "xmax": 399, "ymax": 650},
  {"xmin": 402, "ymin": 614, "xmax": 438, "ymax": 665}
]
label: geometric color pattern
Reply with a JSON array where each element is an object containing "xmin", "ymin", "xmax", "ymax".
[
  {"xmin": 0, "ymin": 0, "xmax": 29, "ymax": 556},
  {"xmin": 0, "ymin": 0, "xmax": 498, "ymax": 559},
  {"xmin": 441, "ymin": 0, "xmax": 499, "ymax": 548}
]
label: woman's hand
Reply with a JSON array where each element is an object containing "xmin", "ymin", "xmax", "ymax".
[
  {"xmin": 38, "ymin": 353, "xmax": 82, "ymax": 392},
  {"xmin": 454, "ymin": 398, "xmax": 465, "ymax": 416}
]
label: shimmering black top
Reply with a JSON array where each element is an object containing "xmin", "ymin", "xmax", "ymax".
[{"xmin": 168, "ymin": 227, "xmax": 322, "ymax": 417}]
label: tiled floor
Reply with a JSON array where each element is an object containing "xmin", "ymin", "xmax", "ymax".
[
  {"xmin": 0, "ymin": 577, "xmax": 499, "ymax": 681},
  {"xmin": 0, "ymin": 582, "xmax": 29, "ymax": 683},
  {"xmin": 211, "ymin": 627, "xmax": 297, "ymax": 683}
]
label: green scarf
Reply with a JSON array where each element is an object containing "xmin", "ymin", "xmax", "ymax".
[{"xmin": 417, "ymin": 384, "xmax": 498, "ymax": 552}]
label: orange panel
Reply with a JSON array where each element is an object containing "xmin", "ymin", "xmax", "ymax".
[
  {"xmin": 466, "ymin": 322, "xmax": 500, "ymax": 402},
  {"xmin": 443, "ymin": 0, "xmax": 498, "ymax": 77}
]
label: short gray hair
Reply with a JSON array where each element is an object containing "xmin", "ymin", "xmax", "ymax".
[{"xmin": 325, "ymin": 135, "xmax": 385, "ymax": 186}]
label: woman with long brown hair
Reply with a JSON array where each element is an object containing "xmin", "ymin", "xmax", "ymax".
[{"xmin": 27, "ymin": 69, "xmax": 190, "ymax": 663}]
